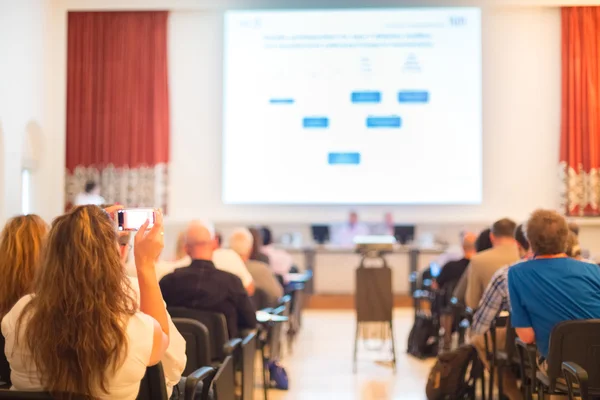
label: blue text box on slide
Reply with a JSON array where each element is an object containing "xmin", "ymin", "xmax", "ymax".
[
  {"xmin": 398, "ymin": 91, "xmax": 429, "ymax": 103},
  {"xmin": 351, "ymin": 91, "xmax": 381, "ymax": 103},
  {"xmin": 303, "ymin": 117, "xmax": 329, "ymax": 128},
  {"xmin": 366, "ymin": 116, "xmax": 402, "ymax": 128},
  {"xmin": 328, "ymin": 152, "xmax": 361, "ymax": 165},
  {"xmin": 269, "ymin": 98, "xmax": 295, "ymax": 104}
]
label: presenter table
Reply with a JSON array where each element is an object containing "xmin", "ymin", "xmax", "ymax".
[{"xmin": 284, "ymin": 246, "xmax": 445, "ymax": 295}]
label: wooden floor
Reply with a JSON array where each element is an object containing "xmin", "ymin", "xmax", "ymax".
[{"xmin": 259, "ymin": 308, "xmax": 434, "ymax": 400}]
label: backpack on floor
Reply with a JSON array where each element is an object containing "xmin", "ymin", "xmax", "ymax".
[
  {"xmin": 425, "ymin": 344, "xmax": 480, "ymax": 400},
  {"xmin": 407, "ymin": 311, "xmax": 439, "ymax": 359},
  {"xmin": 267, "ymin": 360, "xmax": 289, "ymax": 390}
]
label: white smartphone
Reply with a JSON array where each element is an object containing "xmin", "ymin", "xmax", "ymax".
[{"xmin": 115, "ymin": 208, "xmax": 155, "ymax": 231}]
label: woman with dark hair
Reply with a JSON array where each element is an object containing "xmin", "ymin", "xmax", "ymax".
[
  {"xmin": 2, "ymin": 205, "xmax": 169, "ymax": 399},
  {"xmin": 475, "ymin": 228, "xmax": 493, "ymax": 253},
  {"xmin": 248, "ymin": 227, "xmax": 270, "ymax": 264}
]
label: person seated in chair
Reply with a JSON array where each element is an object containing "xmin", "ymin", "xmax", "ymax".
[
  {"xmin": 2, "ymin": 206, "xmax": 170, "ymax": 399},
  {"xmin": 229, "ymin": 228, "xmax": 283, "ymax": 309},
  {"xmin": 509, "ymin": 209, "xmax": 600, "ymax": 374},
  {"xmin": 465, "ymin": 218, "xmax": 521, "ymax": 310},
  {"xmin": 432, "ymin": 232, "xmax": 477, "ymax": 350},
  {"xmin": 159, "ymin": 221, "xmax": 257, "ymax": 338},
  {"xmin": 452, "ymin": 228, "xmax": 494, "ymax": 305},
  {"xmin": 469, "ymin": 223, "xmax": 532, "ymax": 400}
]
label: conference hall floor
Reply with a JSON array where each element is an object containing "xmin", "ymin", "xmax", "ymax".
[{"xmin": 260, "ymin": 309, "xmax": 434, "ymax": 400}]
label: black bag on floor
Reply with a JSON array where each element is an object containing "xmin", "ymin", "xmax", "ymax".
[
  {"xmin": 425, "ymin": 344, "xmax": 479, "ymax": 400},
  {"xmin": 407, "ymin": 311, "xmax": 438, "ymax": 359}
]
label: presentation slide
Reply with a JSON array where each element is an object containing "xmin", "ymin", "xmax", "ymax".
[{"xmin": 223, "ymin": 8, "xmax": 482, "ymax": 204}]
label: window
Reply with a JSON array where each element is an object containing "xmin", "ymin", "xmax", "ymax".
[{"xmin": 21, "ymin": 169, "xmax": 31, "ymax": 215}]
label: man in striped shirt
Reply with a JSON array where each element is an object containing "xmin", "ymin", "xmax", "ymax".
[{"xmin": 470, "ymin": 224, "xmax": 531, "ymax": 400}]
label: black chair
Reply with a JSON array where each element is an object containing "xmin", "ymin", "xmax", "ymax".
[
  {"xmin": 517, "ymin": 319, "xmax": 600, "ymax": 400},
  {"xmin": 286, "ymin": 283, "xmax": 305, "ymax": 351},
  {"xmin": 562, "ymin": 361, "xmax": 590, "ymax": 400},
  {"xmin": 0, "ymin": 336, "xmax": 10, "ymax": 388},
  {"xmin": 184, "ymin": 366, "xmax": 216, "ymax": 400},
  {"xmin": 0, "ymin": 392, "xmax": 55, "ymax": 399},
  {"xmin": 241, "ymin": 331, "xmax": 258, "ymax": 400},
  {"xmin": 172, "ymin": 318, "xmax": 212, "ymax": 375},
  {"xmin": 136, "ymin": 363, "xmax": 169, "ymax": 400},
  {"xmin": 0, "ymin": 364, "xmax": 168, "ymax": 400},
  {"xmin": 168, "ymin": 308, "xmax": 242, "ymax": 363},
  {"xmin": 212, "ymin": 356, "xmax": 236, "ymax": 400}
]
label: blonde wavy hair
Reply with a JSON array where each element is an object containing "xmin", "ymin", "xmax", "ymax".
[
  {"xmin": 0, "ymin": 215, "xmax": 48, "ymax": 319},
  {"xmin": 18, "ymin": 205, "xmax": 137, "ymax": 398}
]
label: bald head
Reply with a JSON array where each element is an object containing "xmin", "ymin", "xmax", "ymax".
[
  {"xmin": 184, "ymin": 220, "xmax": 217, "ymax": 260},
  {"xmin": 462, "ymin": 232, "xmax": 477, "ymax": 258}
]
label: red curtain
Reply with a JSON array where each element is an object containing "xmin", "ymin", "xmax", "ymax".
[
  {"xmin": 560, "ymin": 7, "xmax": 600, "ymax": 216},
  {"xmin": 66, "ymin": 11, "xmax": 170, "ymax": 210}
]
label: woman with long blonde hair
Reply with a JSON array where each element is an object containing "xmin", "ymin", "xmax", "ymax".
[
  {"xmin": 0, "ymin": 215, "xmax": 48, "ymax": 319},
  {"xmin": 2, "ymin": 205, "xmax": 170, "ymax": 399}
]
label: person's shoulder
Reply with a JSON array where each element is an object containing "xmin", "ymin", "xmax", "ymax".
[{"xmin": 2, "ymin": 294, "xmax": 34, "ymax": 331}]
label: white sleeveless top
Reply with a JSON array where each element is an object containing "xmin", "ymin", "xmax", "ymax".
[{"xmin": 1, "ymin": 295, "xmax": 155, "ymax": 399}]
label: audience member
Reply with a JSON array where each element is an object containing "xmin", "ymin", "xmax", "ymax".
[
  {"xmin": 2, "ymin": 205, "xmax": 170, "ymax": 398},
  {"xmin": 149, "ymin": 224, "xmax": 255, "ymax": 295},
  {"xmin": 73, "ymin": 180, "xmax": 106, "ymax": 206},
  {"xmin": 452, "ymin": 227, "xmax": 496, "ymax": 304},
  {"xmin": 475, "ymin": 228, "xmax": 493, "ymax": 252},
  {"xmin": 118, "ymin": 231, "xmax": 186, "ymax": 398},
  {"xmin": 469, "ymin": 224, "xmax": 531, "ymax": 400},
  {"xmin": 434, "ymin": 232, "xmax": 477, "ymax": 290},
  {"xmin": 0, "ymin": 215, "xmax": 48, "ymax": 320},
  {"xmin": 160, "ymin": 221, "xmax": 257, "ymax": 337},
  {"xmin": 465, "ymin": 218, "xmax": 520, "ymax": 309},
  {"xmin": 509, "ymin": 209, "xmax": 600, "ymax": 366},
  {"xmin": 261, "ymin": 227, "xmax": 294, "ymax": 279},
  {"xmin": 230, "ymin": 228, "xmax": 283, "ymax": 308},
  {"xmin": 434, "ymin": 232, "xmax": 476, "ymax": 349},
  {"xmin": 249, "ymin": 227, "xmax": 270, "ymax": 264},
  {"xmin": 213, "ymin": 235, "xmax": 256, "ymax": 296}
]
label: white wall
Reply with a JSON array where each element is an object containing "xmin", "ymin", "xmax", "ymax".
[
  {"xmin": 167, "ymin": 6, "xmax": 561, "ymax": 224},
  {"xmin": 0, "ymin": 1, "xmax": 50, "ymax": 226}
]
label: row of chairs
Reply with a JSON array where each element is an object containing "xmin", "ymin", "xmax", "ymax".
[{"xmin": 485, "ymin": 313, "xmax": 600, "ymax": 400}]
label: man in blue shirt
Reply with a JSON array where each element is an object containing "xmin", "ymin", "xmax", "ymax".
[{"xmin": 509, "ymin": 209, "xmax": 600, "ymax": 363}]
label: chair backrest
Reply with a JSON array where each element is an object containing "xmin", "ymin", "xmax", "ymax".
[
  {"xmin": 241, "ymin": 331, "xmax": 257, "ymax": 400},
  {"xmin": 168, "ymin": 307, "xmax": 230, "ymax": 361},
  {"xmin": 546, "ymin": 319, "xmax": 600, "ymax": 388},
  {"xmin": 172, "ymin": 318, "xmax": 212, "ymax": 375},
  {"xmin": 0, "ymin": 391, "xmax": 55, "ymax": 399},
  {"xmin": 212, "ymin": 355, "xmax": 236, "ymax": 400},
  {"xmin": 136, "ymin": 363, "xmax": 168, "ymax": 400},
  {"xmin": 0, "ymin": 335, "xmax": 10, "ymax": 388}
]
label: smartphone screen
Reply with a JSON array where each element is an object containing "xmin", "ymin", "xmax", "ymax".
[{"xmin": 116, "ymin": 209, "xmax": 155, "ymax": 231}]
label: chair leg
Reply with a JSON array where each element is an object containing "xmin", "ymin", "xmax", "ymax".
[
  {"xmin": 480, "ymin": 360, "xmax": 486, "ymax": 400},
  {"xmin": 353, "ymin": 323, "xmax": 359, "ymax": 373},
  {"xmin": 389, "ymin": 321, "xmax": 397, "ymax": 373},
  {"xmin": 498, "ymin": 364, "xmax": 504, "ymax": 400},
  {"xmin": 261, "ymin": 344, "xmax": 268, "ymax": 400}
]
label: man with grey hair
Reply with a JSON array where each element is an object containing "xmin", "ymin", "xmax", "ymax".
[
  {"xmin": 509, "ymin": 209, "xmax": 600, "ymax": 370},
  {"xmin": 229, "ymin": 228, "xmax": 283, "ymax": 309}
]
